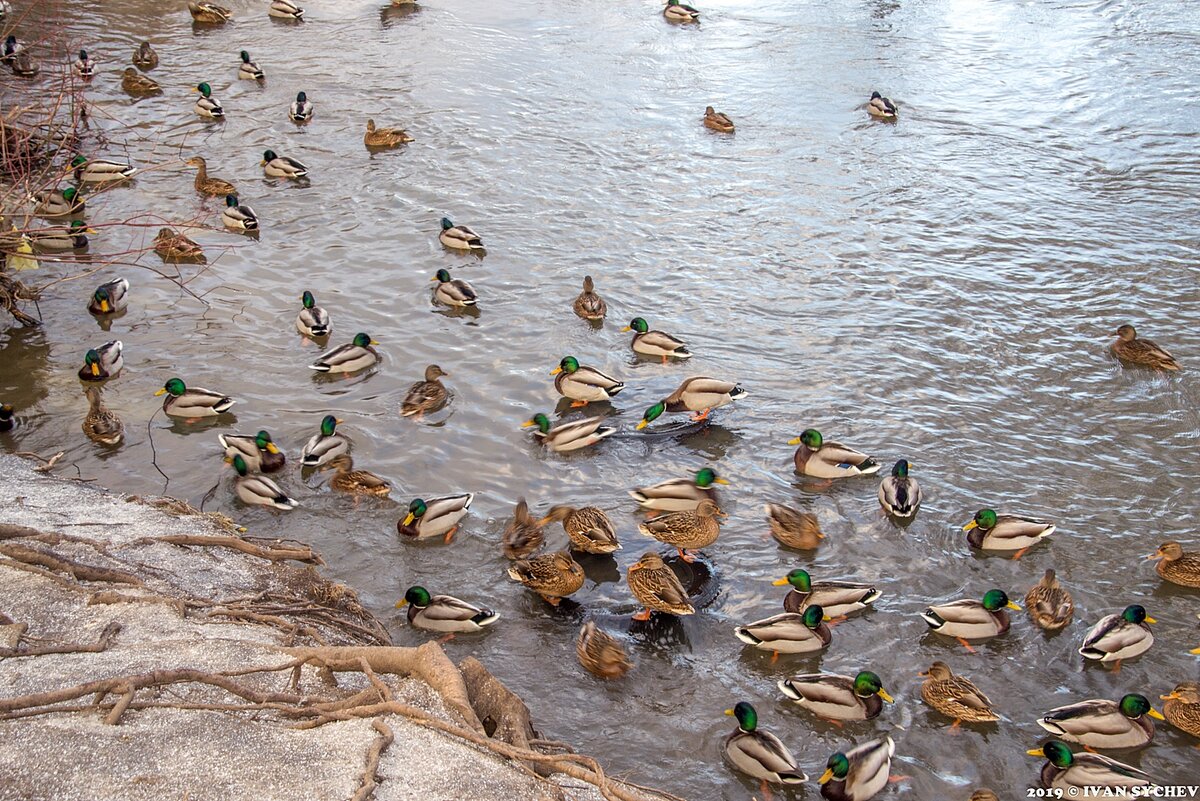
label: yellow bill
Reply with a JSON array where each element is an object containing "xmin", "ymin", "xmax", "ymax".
[
  {"xmin": 402, "ymin": 512, "xmax": 415, "ymax": 526},
  {"xmin": 1006, "ymin": 601, "xmax": 1022, "ymax": 611},
  {"xmin": 818, "ymin": 768, "xmax": 833, "ymax": 785},
  {"xmin": 786, "ymin": 436, "xmax": 801, "ymax": 446},
  {"xmin": 1148, "ymin": 708, "xmax": 1165, "ymax": 720},
  {"xmin": 878, "ymin": 689, "xmax": 894, "ymax": 703},
  {"xmin": 154, "ymin": 388, "xmax": 167, "ymax": 396},
  {"xmin": 962, "ymin": 520, "xmax": 978, "ymax": 531}
]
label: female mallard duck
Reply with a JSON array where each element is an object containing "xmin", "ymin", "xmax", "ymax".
[
  {"xmin": 502, "ymin": 497, "xmax": 545, "ymax": 559},
  {"xmin": 663, "ymin": 0, "xmax": 699, "ymax": 23},
  {"xmin": 637, "ymin": 376, "xmax": 746, "ymax": 427},
  {"xmin": 507, "ymin": 550, "xmax": 585, "ymax": 605},
  {"xmin": 261, "ymin": 149, "xmax": 308, "ymax": 179},
  {"xmin": 1146, "ymin": 541, "xmax": 1200, "ymax": 588},
  {"xmin": 735, "ymin": 606, "xmax": 832, "ymax": 659},
  {"xmin": 269, "ymin": 0, "xmax": 304, "ymax": 19},
  {"xmin": 1037, "ymin": 693, "xmax": 1163, "ymax": 750},
  {"xmin": 189, "ymin": 1, "xmax": 232, "ymax": 23},
  {"xmin": 1111, "ymin": 325, "xmax": 1178, "ymax": 371},
  {"xmin": 327, "ymin": 454, "xmax": 390, "ymax": 497},
  {"xmin": 630, "ymin": 467, "xmax": 727, "ymax": 512},
  {"xmin": 398, "ymin": 494, "xmax": 474, "ymax": 542},
  {"xmin": 300, "ymin": 415, "xmax": 350, "ymax": 467},
  {"xmin": 221, "ymin": 195, "xmax": 258, "ymax": 231},
  {"xmin": 185, "ymin": 156, "xmax": 236, "ymax": 196},
  {"xmin": 237, "ymin": 51, "xmax": 264, "ymax": 80},
  {"xmin": 154, "ymin": 228, "xmax": 205, "ymax": 263},
  {"xmin": 1024, "ymin": 569, "xmax": 1074, "ymax": 631},
  {"xmin": 1161, "ymin": 682, "xmax": 1200, "ymax": 739},
  {"xmin": 309, "ymin": 333, "xmax": 378, "ymax": 374},
  {"xmin": 552, "ymin": 356, "xmax": 624, "ymax": 406},
  {"xmin": 155, "ymin": 377, "xmax": 235, "ymax": 418},
  {"xmin": 777, "ymin": 671, "xmax": 893, "ymax": 722},
  {"xmin": 820, "ymin": 737, "xmax": 895, "ymax": 801},
  {"xmin": 10, "ymin": 50, "xmax": 38, "ymax": 77},
  {"xmin": 32, "ymin": 221, "xmax": 92, "ymax": 251},
  {"xmin": 33, "ymin": 187, "xmax": 84, "ymax": 217},
  {"xmin": 576, "ymin": 620, "xmax": 632, "ymax": 679},
  {"xmin": 1079, "ymin": 605, "xmax": 1155, "ymax": 665},
  {"xmin": 218, "ymin": 430, "xmax": 284, "ymax": 473},
  {"xmin": 766, "ymin": 503, "xmax": 825, "ymax": 549},
  {"xmin": 82, "ymin": 386, "xmax": 123, "ymax": 446},
  {"xmin": 364, "ymin": 119, "xmax": 413, "ymax": 147},
  {"xmin": 1027, "ymin": 740, "xmax": 1154, "ymax": 791},
  {"xmin": 432, "ymin": 269, "xmax": 477, "ymax": 307},
  {"xmin": 88, "ymin": 278, "xmax": 128, "ymax": 316},
  {"xmin": 703, "ymin": 106, "xmax": 734, "ymax": 133},
  {"xmin": 572, "ymin": 275, "xmax": 606, "ymax": 321},
  {"xmin": 0, "ymin": 404, "xmax": 13, "ymax": 432},
  {"xmin": 296, "ymin": 291, "xmax": 330, "ymax": 338},
  {"xmin": 439, "ymin": 216, "xmax": 484, "ymax": 251},
  {"xmin": 77, "ymin": 341, "xmax": 123, "ymax": 382},
  {"xmin": 963, "ymin": 508, "xmax": 1054, "ymax": 557},
  {"xmin": 132, "ymin": 41, "xmax": 158, "ymax": 69},
  {"xmin": 193, "ymin": 83, "xmax": 224, "ymax": 118},
  {"xmin": 790, "ymin": 429, "xmax": 879, "ymax": 478},
  {"xmin": 919, "ymin": 662, "xmax": 999, "ymax": 725},
  {"xmin": 867, "ymin": 92, "xmax": 897, "ymax": 120},
  {"xmin": 122, "ymin": 66, "xmax": 160, "ymax": 94},
  {"xmin": 523, "ymin": 413, "xmax": 615, "ymax": 453},
  {"xmin": 638, "ymin": 498, "xmax": 721, "ymax": 563},
  {"xmin": 627, "ymin": 551, "xmax": 693, "ymax": 619},
  {"xmin": 74, "ymin": 50, "xmax": 96, "ymax": 78},
  {"xmin": 920, "ymin": 589, "xmax": 1020, "ymax": 648},
  {"xmin": 623, "ymin": 317, "xmax": 691, "ymax": 363},
  {"xmin": 71, "ymin": 155, "xmax": 135, "ymax": 184},
  {"xmin": 540, "ymin": 505, "xmax": 620, "ymax": 554},
  {"xmin": 775, "ymin": 568, "xmax": 880, "ymax": 618},
  {"xmin": 878, "ymin": 459, "xmax": 921, "ymax": 518},
  {"xmin": 229, "ymin": 454, "xmax": 297, "ymax": 510},
  {"xmin": 401, "ymin": 365, "xmax": 449, "ymax": 417},
  {"xmin": 395, "ymin": 586, "xmax": 498, "ymax": 633},
  {"xmin": 289, "ymin": 91, "xmax": 313, "ymax": 122},
  {"xmin": 722, "ymin": 702, "xmax": 807, "ymax": 796}
]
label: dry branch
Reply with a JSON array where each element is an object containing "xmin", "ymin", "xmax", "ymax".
[
  {"xmin": 350, "ymin": 718, "xmax": 394, "ymax": 801},
  {"xmin": 0, "ymin": 542, "xmax": 143, "ymax": 586},
  {"xmin": 130, "ymin": 534, "xmax": 322, "ymax": 564},
  {"xmin": 0, "ymin": 621, "xmax": 120, "ymax": 659}
]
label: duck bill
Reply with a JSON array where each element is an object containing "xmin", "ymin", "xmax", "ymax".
[
  {"xmin": 818, "ymin": 769, "xmax": 833, "ymax": 785},
  {"xmin": 1143, "ymin": 551, "xmax": 1163, "ymax": 561},
  {"xmin": 786, "ymin": 436, "xmax": 801, "ymax": 446},
  {"xmin": 153, "ymin": 388, "xmax": 167, "ymax": 396},
  {"xmin": 771, "ymin": 578, "xmax": 789, "ymax": 586},
  {"xmin": 722, "ymin": 708, "xmax": 734, "ymax": 716},
  {"xmin": 1191, "ymin": 646, "xmax": 1200, "ymax": 654},
  {"xmin": 1025, "ymin": 748, "xmax": 1045, "ymax": 757},
  {"xmin": 878, "ymin": 689, "xmax": 894, "ymax": 703},
  {"xmin": 1144, "ymin": 616, "xmax": 1157, "ymax": 624},
  {"xmin": 550, "ymin": 367, "xmax": 562, "ymax": 375},
  {"xmin": 714, "ymin": 477, "xmax": 730, "ymax": 485},
  {"xmin": 370, "ymin": 339, "xmax": 379, "ymax": 345},
  {"xmin": 394, "ymin": 599, "xmax": 407, "ymax": 609},
  {"xmin": 962, "ymin": 520, "xmax": 978, "ymax": 531},
  {"xmin": 99, "ymin": 300, "xmax": 110, "ymax": 312},
  {"xmin": 402, "ymin": 512, "xmax": 415, "ymax": 526},
  {"xmin": 90, "ymin": 363, "xmax": 100, "ymax": 376},
  {"xmin": 520, "ymin": 420, "xmax": 535, "ymax": 428},
  {"xmin": 635, "ymin": 419, "xmax": 648, "ymax": 430},
  {"xmin": 1148, "ymin": 708, "xmax": 1166, "ymax": 720},
  {"xmin": 620, "ymin": 326, "xmax": 631, "ymax": 332},
  {"xmin": 266, "ymin": 442, "xmax": 281, "ymax": 454},
  {"xmin": 1006, "ymin": 602, "xmax": 1022, "ymax": 611},
  {"xmin": 1161, "ymin": 692, "xmax": 1180, "ymax": 701}
]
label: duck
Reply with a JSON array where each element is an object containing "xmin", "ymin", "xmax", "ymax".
[
  {"xmin": 502, "ymin": 497, "xmax": 545, "ymax": 559},
  {"xmin": 735, "ymin": 606, "xmax": 832, "ymax": 659},
  {"xmin": 867, "ymin": 92, "xmax": 897, "ymax": 120},
  {"xmin": 296, "ymin": 291, "xmax": 330, "ymax": 338},
  {"xmin": 193, "ymin": 83, "xmax": 224, "ymax": 118},
  {"xmin": 523, "ymin": 413, "xmax": 615, "ymax": 453},
  {"xmin": 576, "ymin": 621, "xmax": 632, "ymax": 679},
  {"xmin": 10, "ymin": 50, "xmax": 38, "ymax": 77},
  {"xmin": 963, "ymin": 508, "xmax": 1054, "ymax": 557},
  {"xmin": 722, "ymin": 702, "xmax": 807, "ymax": 796},
  {"xmin": 121, "ymin": 67, "xmax": 160, "ymax": 94},
  {"xmin": 364, "ymin": 119, "xmax": 413, "ymax": 147},
  {"xmin": 221, "ymin": 194, "xmax": 258, "ymax": 231},
  {"xmin": 82, "ymin": 387, "xmax": 123, "ymax": 446},
  {"xmin": 184, "ymin": 156, "xmax": 235, "ymax": 196},
  {"xmin": 309, "ymin": 333, "xmax": 378, "ymax": 374},
  {"xmin": 919, "ymin": 662, "xmax": 999, "ymax": 725},
  {"xmin": 269, "ymin": 0, "xmax": 304, "ymax": 19},
  {"xmin": 1027, "ymin": 740, "xmax": 1154, "ymax": 791},
  {"xmin": 261, "ymin": 149, "xmax": 308, "ymax": 179},
  {"xmin": 1079, "ymin": 605, "xmax": 1154, "ymax": 665},
  {"xmin": 0, "ymin": 404, "xmax": 13, "ymax": 432},
  {"xmin": 540, "ymin": 505, "xmax": 620, "ymax": 554},
  {"xmin": 623, "ymin": 317, "xmax": 691, "ymax": 363},
  {"xmin": 663, "ymin": 0, "xmax": 699, "ymax": 23},
  {"xmin": 74, "ymin": 50, "xmax": 96, "ymax": 78},
  {"xmin": 775, "ymin": 568, "xmax": 880, "ymax": 618},
  {"xmin": 72, "ymin": 155, "xmax": 135, "ymax": 184},
  {"xmin": 790, "ymin": 429, "xmax": 879, "ymax": 478},
  {"xmin": 878, "ymin": 459, "xmax": 921, "ymax": 518},
  {"xmin": 1160, "ymin": 682, "xmax": 1200, "ymax": 740},
  {"xmin": 237, "ymin": 50, "xmax": 264, "ymax": 80},
  {"xmin": 777, "ymin": 671, "xmax": 893, "ymax": 722},
  {"xmin": 154, "ymin": 228, "xmax": 206, "ymax": 263},
  {"xmin": 300, "ymin": 415, "xmax": 350, "ymax": 467},
  {"xmin": 1111, "ymin": 324, "xmax": 1178, "ymax": 371},
  {"xmin": 400, "ymin": 365, "xmax": 449, "ymax": 417},
  {"xmin": 819, "ymin": 736, "xmax": 895, "ymax": 801},
  {"xmin": 218, "ymin": 430, "xmax": 284, "ymax": 474},
  {"xmin": 432, "ymin": 269, "xmax": 477, "ymax": 307},
  {"xmin": 395, "ymin": 586, "xmax": 498, "ymax": 633},
  {"xmin": 637, "ymin": 376, "xmax": 745, "ymax": 427},
  {"xmin": 552, "ymin": 356, "xmax": 623, "ymax": 406},
  {"xmin": 155, "ymin": 377, "xmax": 235, "ymax": 418},
  {"xmin": 765, "ymin": 504, "xmax": 825, "ymax": 550},
  {"xmin": 327, "ymin": 454, "xmax": 390, "ymax": 497},
  {"xmin": 572, "ymin": 275, "xmax": 606, "ymax": 321},
  {"xmin": 638, "ymin": 499, "xmax": 722, "ymax": 563},
  {"xmin": 439, "ymin": 217, "xmax": 484, "ymax": 251},
  {"xmin": 627, "ymin": 552, "xmax": 693, "ymax": 619},
  {"xmin": 703, "ymin": 106, "xmax": 734, "ymax": 133},
  {"xmin": 88, "ymin": 278, "xmax": 128, "ymax": 316},
  {"xmin": 507, "ymin": 550, "xmax": 585, "ymax": 605},
  {"xmin": 1024, "ymin": 569, "xmax": 1074, "ymax": 631},
  {"xmin": 188, "ymin": 1, "xmax": 232, "ymax": 23},
  {"xmin": 32, "ymin": 186, "xmax": 84, "ymax": 217},
  {"xmin": 1146, "ymin": 540, "xmax": 1200, "ymax": 588},
  {"xmin": 229, "ymin": 454, "xmax": 297, "ymax": 510},
  {"xmin": 397, "ymin": 494, "xmax": 474, "ymax": 542},
  {"xmin": 32, "ymin": 221, "xmax": 92, "ymax": 251},
  {"xmin": 0, "ymin": 34, "xmax": 20, "ymax": 64},
  {"xmin": 288, "ymin": 91, "xmax": 313, "ymax": 122},
  {"xmin": 920, "ymin": 589, "xmax": 1020, "ymax": 647},
  {"xmin": 1037, "ymin": 694, "xmax": 1162, "ymax": 750},
  {"xmin": 132, "ymin": 41, "xmax": 158, "ymax": 69},
  {"xmin": 77, "ymin": 341, "xmax": 123, "ymax": 382},
  {"xmin": 630, "ymin": 467, "xmax": 727, "ymax": 512}
]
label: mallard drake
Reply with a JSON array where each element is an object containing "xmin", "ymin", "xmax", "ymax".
[
  {"xmin": 637, "ymin": 376, "xmax": 745, "ymax": 427},
  {"xmin": 1027, "ymin": 740, "xmax": 1154, "ymax": 791},
  {"xmin": 1161, "ymin": 682, "xmax": 1200, "ymax": 739},
  {"xmin": 432, "ymin": 269, "xmax": 477, "ymax": 307},
  {"xmin": 576, "ymin": 620, "xmax": 632, "ymax": 679},
  {"xmin": 552, "ymin": 356, "xmax": 623, "ymax": 406},
  {"xmin": 289, "ymin": 91, "xmax": 313, "ymax": 122},
  {"xmin": 1037, "ymin": 693, "xmax": 1162, "ymax": 750},
  {"xmin": 218, "ymin": 430, "xmax": 284, "ymax": 473},
  {"xmin": 623, "ymin": 317, "xmax": 691, "ymax": 363},
  {"xmin": 193, "ymin": 83, "xmax": 224, "ymax": 118},
  {"xmin": 790, "ymin": 429, "xmax": 879, "ymax": 478},
  {"xmin": 32, "ymin": 221, "xmax": 92, "ymax": 251},
  {"xmin": 507, "ymin": 550, "xmax": 585, "ymax": 605},
  {"xmin": 439, "ymin": 216, "xmax": 483, "ymax": 251},
  {"xmin": 1146, "ymin": 540, "xmax": 1200, "ymax": 588},
  {"xmin": 627, "ymin": 551, "xmax": 693, "ymax": 619},
  {"xmin": 237, "ymin": 50, "xmax": 264, "ymax": 80},
  {"xmin": 867, "ymin": 92, "xmax": 897, "ymax": 120},
  {"xmin": 296, "ymin": 291, "xmax": 330, "ymax": 338},
  {"xmin": 778, "ymin": 671, "xmax": 893, "ymax": 722},
  {"xmin": 878, "ymin": 459, "xmax": 921, "ymax": 518},
  {"xmin": 395, "ymin": 586, "xmax": 498, "ymax": 633},
  {"xmin": 300, "ymin": 415, "xmax": 350, "ymax": 467},
  {"xmin": 221, "ymin": 194, "xmax": 258, "ymax": 231},
  {"xmin": 919, "ymin": 661, "xmax": 998, "ymax": 725},
  {"xmin": 269, "ymin": 0, "xmax": 304, "ymax": 19},
  {"xmin": 397, "ymin": 494, "xmax": 474, "ymax": 541},
  {"xmin": 77, "ymin": 341, "xmax": 123, "ymax": 382},
  {"xmin": 703, "ymin": 106, "xmax": 734, "ymax": 133},
  {"xmin": 327, "ymin": 454, "xmax": 390, "ymax": 497},
  {"xmin": 572, "ymin": 275, "xmax": 605, "ymax": 321},
  {"xmin": 72, "ymin": 155, "xmax": 135, "ymax": 183},
  {"xmin": 1111, "ymin": 325, "xmax": 1178, "ymax": 371},
  {"xmin": 735, "ymin": 606, "xmax": 832, "ymax": 658},
  {"xmin": 722, "ymin": 702, "xmax": 807, "ymax": 795},
  {"xmin": 132, "ymin": 41, "xmax": 158, "ymax": 69},
  {"xmin": 638, "ymin": 499, "xmax": 721, "ymax": 562},
  {"xmin": 776, "ymin": 568, "xmax": 880, "ymax": 618},
  {"xmin": 309, "ymin": 333, "xmax": 378, "ymax": 374},
  {"xmin": 155, "ymin": 377, "xmax": 235, "ymax": 418},
  {"xmin": 88, "ymin": 278, "xmax": 128, "ymax": 315},
  {"xmin": 1079, "ymin": 605, "xmax": 1154, "ymax": 664},
  {"xmin": 10, "ymin": 50, "xmax": 38, "ymax": 77},
  {"xmin": 185, "ymin": 156, "xmax": 235, "ymax": 196},
  {"xmin": 229, "ymin": 454, "xmax": 297, "ymax": 510},
  {"xmin": 154, "ymin": 228, "xmax": 205, "ymax": 263},
  {"xmin": 765, "ymin": 504, "xmax": 825, "ymax": 550},
  {"xmin": 121, "ymin": 67, "xmax": 160, "ymax": 94},
  {"xmin": 261, "ymin": 149, "xmax": 308, "ymax": 179},
  {"xmin": 32, "ymin": 186, "xmax": 84, "ymax": 217},
  {"xmin": 0, "ymin": 404, "xmax": 13, "ymax": 432},
  {"xmin": 1024, "ymin": 569, "xmax": 1074, "ymax": 631},
  {"xmin": 663, "ymin": 0, "xmax": 699, "ymax": 23},
  {"xmin": 963, "ymin": 508, "xmax": 1054, "ymax": 557},
  {"xmin": 920, "ymin": 589, "xmax": 1020, "ymax": 646},
  {"xmin": 74, "ymin": 50, "xmax": 96, "ymax": 78},
  {"xmin": 364, "ymin": 119, "xmax": 413, "ymax": 147},
  {"xmin": 189, "ymin": 1, "xmax": 232, "ymax": 23},
  {"xmin": 630, "ymin": 467, "xmax": 727, "ymax": 512},
  {"xmin": 523, "ymin": 413, "xmax": 614, "ymax": 453},
  {"xmin": 820, "ymin": 737, "xmax": 895, "ymax": 801},
  {"xmin": 400, "ymin": 364, "xmax": 449, "ymax": 417},
  {"xmin": 540, "ymin": 505, "xmax": 620, "ymax": 554},
  {"xmin": 82, "ymin": 386, "xmax": 123, "ymax": 446},
  {"xmin": 502, "ymin": 497, "xmax": 545, "ymax": 559}
]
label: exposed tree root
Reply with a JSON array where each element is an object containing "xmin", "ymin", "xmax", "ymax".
[
  {"xmin": 0, "ymin": 621, "xmax": 120, "ymax": 659},
  {"xmin": 0, "ymin": 544, "xmax": 142, "ymax": 586},
  {"xmin": 350, "ymin": 718, "xmax": 394, "ymax": 801},
  {"xmin": 129, "ymin": 533, "xmax": 322, "ymax": 565}
]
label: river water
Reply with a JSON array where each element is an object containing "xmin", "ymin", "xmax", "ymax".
[{"xmin": 2, "ymin": 0, "xmax": 1199, "ymax": 796}]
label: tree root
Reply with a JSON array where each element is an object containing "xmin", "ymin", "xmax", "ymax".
[
  {"xmin": 0, "ymin": 621, "xmax": 120, "ymax": 659},
  {"xmin": 350, "ymin": 718, "xmax": 394, "ymax": 801},
  {"xmin": 0, "ymin": 543, "xmax": 143, "ymax": 586},
  {"xmin": 128, "ymin": 533, "xmax": 322, "ymax": 565},
  {"xmin": 125, "ymin": 495, "xmax": 242, "ymax": 533}
]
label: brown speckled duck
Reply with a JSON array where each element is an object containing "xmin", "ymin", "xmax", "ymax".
[
  {"xmin": 627, "ymin": 552, "xmax": 693, "ymax": 620},
  {"xmin": 572, "ymin": 275, "xmax": 606, "ymax": 321},
  {"xmin": 1024, "ymin": 569, "xmax": 1074, "ymax": 631},
  {"xmin": 1161, "ymin": 682, "xmax": 1200, "ymax": 740},
  {"xmin": 507, "ymin": 550, "xmax": 584, "ymax": 605},
  {"xmin": 576, "ymin": 620, "xmax": 632, "ymax": 679},
  {"xmin": 502, "ymin": 497, "xmax": 545, "ymax": 559},
  {"xmin": 765, "ymin": 504, "xmax": 824, "ymax": 550},
  {"xmin": 919, "ymin": 661, "xmax": 999, "ymax": 726},
  {"xmin": 540, "ymin": 505, "xmax": 620, "ymax": 554},
  {"xmin": 1111, "ymin": 324, "xmax": 1179, "ymax": 371},
  {"xmin": 637, "ymin": 498, "xmax": 721, "ymax": 563},
  {"xmin": 1146, "ymin": 541, "xmax": 1200, "ymax": 588}
]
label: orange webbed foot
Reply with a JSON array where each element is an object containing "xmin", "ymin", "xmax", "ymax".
[
  {"xmin": 570, "ymin": 400, "xmax": 588, "ymax": 408},
  {"xmin": 1011, "ymin": 547, "xmax": 1029, "ymax": 560},
  {"xmin": 632, "ymin": 608, "xmax": 651, "ymax": 622},
  {"xmin": 956, "ymin": 637, "xmax": 977, "ymax": 654},
  {"xmin": 443, "ymin": 525, "xmax": 459, "ymax": 544}
]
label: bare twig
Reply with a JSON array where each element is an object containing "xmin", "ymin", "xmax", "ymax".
[{"xmin": 350, "ymin": 718, "xmax": 394, "ymax": 801}]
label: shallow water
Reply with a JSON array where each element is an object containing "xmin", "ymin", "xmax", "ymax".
[{"xmin": 2, "ymin": 0, "xmax": 1200, "ymax": 795}]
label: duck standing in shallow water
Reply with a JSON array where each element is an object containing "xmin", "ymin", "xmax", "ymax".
[
  {"xmin": 576, "ymin": 621, "xmax": 632, "ymax": 679},
  {"xmin": 82, "ymin": 387, "xmax": 122, "ymax": 446}
]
